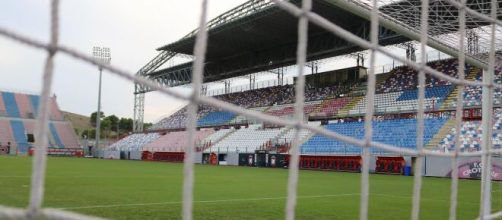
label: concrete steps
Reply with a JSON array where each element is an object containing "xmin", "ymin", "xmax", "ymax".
[
  {"xmin": 426, "ymin": 119, "xmax": 456, "ymax": 149},
  {"xmin": 440, "ymin": 67, "xmax": 480, "ymax": 110},
  {"xmin": 336, "ymin": 69, "xmax": 393, "ymax": 117},
  {"xmin": 336, "ymin": 96, "xmax": 364, "ymax": 117},
  {"xmin": 213, "ymin": 129, "xmax": 237, "ymax": 146},
  {"xmin": 313, "ymin": 99, "xmax": 331, "ymax": 113}
]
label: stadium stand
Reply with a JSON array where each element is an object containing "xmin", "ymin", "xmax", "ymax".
[
  {"xmin": 109, "ymin": 133, "xmax": 161, "ymax": 151},
  {"xmin": 0, "ymin": 120, "xmax": 15, "ymax": 151},
  {"xmin": 0, "ymin": 91, "xmax": 78, "ymax": 152},
  {"xmin": 276, "ymin": 126, "xmax": 313, "ymax": 146},
  {"xmin": 265, "ymin": 100, "xmax": 322, "ymax": 118},
  {"xmin": 0, "ymin": 94, "xmax": 5, "ymax": 117},
  {"xmin": 435, "ymin": 108, "xmax": 502, "ymax": 152},
  {"xmin": 150, "ymin": 82, "xmax": 358, "ymax": 130},
  {"xmin": 219, "ymin": 85, "xmax": 293, "ymax": 107},
  {"xmin": 22, "ymin": 120, "xmax": 35, "ymax": 141},
  {"xmin": 54, "ymin": 123, "xmax": 80, "ymax": 148},
  {"xmin": 29, "ymin": 95, "xmax": 40, "ymax": 117},
  {"xmin": 118, "ymin": 58, "xmax": 499, "ymax": 157},
  {"xmin": 50, "ymin": 96, "xmax": 63, "ymax": 120},
  {"xmin": 447, "ymin": 69, "xmax": 502, "ymax": 107},
  {"xmin": 349, "ymin": 86, "xmax": 453, "ymax": 114},
  {"xmin": 316, "ymin": 97, "xmax": 351, "ymax": 116},
  {"xmin": 144, "ymin": 129, "xmax": 214, "ymax": 152},
  {"xmin": 301, "ymin": 118, "xmax": 448, "ymax": 154},
  {"xmin": 2, "ymin": 92, "xmax": 20, "ymax": 118},
  {"xmin": 10, "ymin": 120, "xmax": 29, "ymax": 153},
  {"xmin": 375, "ymin": 59, "xmax": 460, "ymax": 93},
  {"xmin": 14, "ymin": 93, "xmax": 33, "ymax": 119},
  {"xmin": 49, "ymin": 123, "xmax": 63, "ymax": 148},
  {"xmin": 207, "ymin": 124, "xmax": 287, "ymax": 153},
  {"xmin": 201, "ymin": 128, "xmax": 235, "ymax": 147},
  {"xmin": 197, "ymin": 111, "xmax": 236, "ymax": 127},
  {"xmin": 150, "ymin": 108, "xmax": 188, "ymax": 130}
]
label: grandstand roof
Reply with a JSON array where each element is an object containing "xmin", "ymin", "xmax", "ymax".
[
  {"xmin": 150, "ymin": 0, "xmax": 404, "ymax": 83},
  {"xmin": 141, "ymin": 0, "xmax": 502, "ymax": 92},
  {"xmin": 158, "ymin": 0, "xmax": 371, "ymax": 59}
]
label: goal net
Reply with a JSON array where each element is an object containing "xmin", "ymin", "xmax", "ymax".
[{"xmin": 0, "ymin": 0, "xmax": 501, "ymax": 219}]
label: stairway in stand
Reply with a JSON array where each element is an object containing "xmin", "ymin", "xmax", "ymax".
[
  {"xmin": 440, "ymin": 67, "xmax": 480, "ymax": 110},
  {"xmin": 313, "ymin": 99, "xmax": 330, "ymax": 114},
  {"xmin": 337, "ymin": 70, "xmax": 393, "ymax": 117},
  {"xmin": 336, "ymin": 96, "xmax": 363, "ymax": 117},
  {"xmin": 425, "ymin": 119, "xmax": 456, "ymax": 149}
]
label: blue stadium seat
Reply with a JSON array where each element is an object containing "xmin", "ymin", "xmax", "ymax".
[
  {"xmin": 197, "ymin": 111, "xmax": 236, "ymax": 127},
  {"xmin": 2, "ymin": 92, "xmax": 20, "ymax": 118},
  {"xmin": 49, "ymin": 123, "xmax": 64, "ymax": 148},
  {"xmin": 301, "ymin": 118, "xmax": 448, "ymax": 154},
  {"xmin": 396, "ymin": 86, "xmax": 453, "ymax": 101},
  {"xmin": 29, "ymin": 95, "xmax": 40, "ymax": 117},
  {"xmin": 10, "ymin": 120, "xmax": 28, "ymax": 153}
]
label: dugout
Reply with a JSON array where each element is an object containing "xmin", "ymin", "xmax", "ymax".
[
  {"xmin": 239, "ymin": 153, "xmax": 255, "ymax": 166},
  {"xmin": 238, "ymin": 151, "xmax": 286, "ymax": 167},
  {"xmin": 120, "ymin": 151, "xmax": 130, "ymax": 160},
  {"xmin": 201, "ymin": 152, "xmax": 238, "ymax": 165},
  {"xmin": 202, "ymin": 152, "xmax": 219, "ymax": 165},
  {"xmin": 375, "ymin": 156, "xmax": 405, "ymax": 174}
]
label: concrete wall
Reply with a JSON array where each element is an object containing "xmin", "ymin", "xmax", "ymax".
[
  {"xmin": 194, "ymin": 152, "xmax": 203, "ymax": 164},
  {"xmin": 130, "ymin": 151, "xmax": 142, "ymax": 160},
  {"xmin": 425, "ymin": 156, "xmax": 502, "ymax": 180},
  {"xmin": 103, "ymin": 150, "xmax": 120, "ymax": 160},
  {"xmin": 226, "ymin": 152, "xmax": 239, "ymax": 166}
]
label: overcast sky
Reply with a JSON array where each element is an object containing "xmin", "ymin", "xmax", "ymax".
[
  {"xmin": 0, "ymin": 0, "xmax": 248, "ymax": 123},
  {"xmin": 1, "ymin": 1, "xmax": 447, "ymax": 124}
]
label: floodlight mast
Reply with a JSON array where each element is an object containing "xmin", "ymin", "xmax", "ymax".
[{"xmin": 92, "ymin": 46, "xmax": 111, "ymax": 156}]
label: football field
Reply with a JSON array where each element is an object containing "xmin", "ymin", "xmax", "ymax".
[{"xmin": 0, "ymin": 156, "xmax": 499, "ymax": 219}]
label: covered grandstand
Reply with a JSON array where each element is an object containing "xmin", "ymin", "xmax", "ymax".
[{"xmin": 103, "ymin": 0, "xmax": 502, "ymax": 173}]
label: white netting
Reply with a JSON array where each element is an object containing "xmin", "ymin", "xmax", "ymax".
[{"xmin": 0, "ymin": 0, "xmax": 501, "ymax": 219}]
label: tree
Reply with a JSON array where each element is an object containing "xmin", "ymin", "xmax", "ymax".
[
  {"xmin": 81, "ymin": 129, "xmax": 96, "ymax": 139},
  {"xmin": 90, "ymin": 111, "xmax": 105, "ymax": 127},
  {"xmin": 144, "ymin": 123, "xmax": 153, "ymax": 130},
  {"xmin": 119, "ymin": 118, "xmax": 133, "ymax": 131},
  {"xmin": 106, "ymin": 115, "xmax": 119, "ymax": 132},
  {"xmin": 101, "ymin": 117, "xmax": 112, "ymax": 131}
]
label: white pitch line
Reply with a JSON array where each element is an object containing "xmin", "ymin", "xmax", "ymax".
[
  {"xmin": 56, "ymin": 193, "xmax": 359, "ymax": 210},
  {"xmin": 372, "ymin": 193, "xmax": 479, "ymax": 206},
  {"xmin": 0, "ymin": 176, "xmax": 30, "ymax": 178}
]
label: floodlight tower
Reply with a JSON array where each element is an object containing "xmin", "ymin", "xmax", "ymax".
[{"xmin": 92, "ymin": 47, "xmax": 111, "ymax": 155}]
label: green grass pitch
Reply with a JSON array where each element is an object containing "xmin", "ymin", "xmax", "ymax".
[{"xmin": 1, "ymin": 156, "xmax": 501, "ymax": 219}]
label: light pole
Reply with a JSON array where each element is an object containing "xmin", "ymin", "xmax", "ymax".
[{"xmin": 92, "ymin": 47, "xmax": 111, "ymax": 156}]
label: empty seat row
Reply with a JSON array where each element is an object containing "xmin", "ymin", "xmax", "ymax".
[
  {"xmin": 207, "ymin": 125, "xmax": 287, "ymax": 153},
  {"xmin": 301, "ymin": 118, "xmax": 448, "ymax": 154},
  {"xmin": 109, "ymin": 133, "xmax": 160, "ymax": 151},
  {"xmin": 144, "ymin": 129, "xmax": 214, "ymax": 152},
  {"xmin": 0, "ymin": 91, "xmax": 62, "ymax": 120},
  {"xmin": 435, "ymin": 108, "xmax": 502, "ymax": 152},
  {"xmin": 349, "ymin": 86, "xmax": 452, "ymax": 114},
  {"xmin": 0, "ymin": 119, "xmax": 77, "ymax": 153}
]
